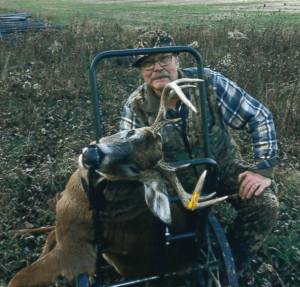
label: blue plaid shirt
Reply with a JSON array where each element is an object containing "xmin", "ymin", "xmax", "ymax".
[{"xmin": 120, "ymin": 68, "xmax": 281, "ymax": 171}]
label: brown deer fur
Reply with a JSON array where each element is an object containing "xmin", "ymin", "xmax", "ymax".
[
  {"xmin": 8, "ymin": 80, "xmax": 224, "ymax": 287},
  {"xmin": 8, "ymin": 169, "xmax": 203, "ymax": 287}
]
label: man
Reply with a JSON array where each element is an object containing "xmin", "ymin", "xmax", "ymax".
[{"xmin": 120, "ymin": 30, "xmax": 280, "ymax": 275}]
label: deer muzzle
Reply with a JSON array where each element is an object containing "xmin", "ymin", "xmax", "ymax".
[{"xmin": 81, "ymin": 145, "xmax": 104, "ymax": 169}]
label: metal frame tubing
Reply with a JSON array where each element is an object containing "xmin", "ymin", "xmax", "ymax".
[
  {"xmin": 90, "ymin": 46, "xmax": 211, "ymax": 159},
  {"xmin": 81, "ymin": 48, "xmax": 228, "ymax": 287}
]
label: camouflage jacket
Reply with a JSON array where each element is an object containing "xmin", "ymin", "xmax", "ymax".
[{"xmin": 120, "ymin": 68, "xmax": 281, "ymax": 182}]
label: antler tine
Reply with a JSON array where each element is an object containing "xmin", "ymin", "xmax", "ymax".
[
  {"xmin": 194, "ymin": 169, "xmax": 207, "ymax": 196},
  {"xmin": 151, "ymin": 78, "xmax": 203, "ymax": 133},
  {"xmin": 167, "ymin": 80, "xmax": 202, "ymax": 113},
  {"xmin": 156, "ymin": 161, "xmax": 228, "ymax": 210}
]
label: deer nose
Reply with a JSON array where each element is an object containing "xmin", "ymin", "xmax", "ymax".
[{"xmin": 82, "ymin": 145, "xmax": 104, "ymax": 169}]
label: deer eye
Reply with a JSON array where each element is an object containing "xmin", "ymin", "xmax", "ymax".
[{"xmin": 126, "ymin": 130, "xmax": 136, "ymax": 138}]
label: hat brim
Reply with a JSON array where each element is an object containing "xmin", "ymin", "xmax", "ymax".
[
  {"xmin": 131, "ymin": 55, "xmax": 148, "ymax": 68},
  {"xmin": 131, "ymin": 51, "xmax": 179, "ymax": 68}
]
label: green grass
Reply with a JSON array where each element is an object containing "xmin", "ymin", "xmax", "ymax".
[{"xmin": 1, "ymin": 0, "xmax": 300, "ymax": 28}]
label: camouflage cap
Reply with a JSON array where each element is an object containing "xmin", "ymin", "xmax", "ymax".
[{"xmin": 132, "ymin": 30, "xmax": 176, "ymax": 68}]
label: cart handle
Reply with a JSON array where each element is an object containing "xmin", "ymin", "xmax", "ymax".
[{"xmin": 90, "ymin": 46, "xmax": 211, "ymax": 158}]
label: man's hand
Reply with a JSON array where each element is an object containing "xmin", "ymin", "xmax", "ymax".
[{"xmin": 238, "ymin": 171, "xmax": 271, "ymax": 200}]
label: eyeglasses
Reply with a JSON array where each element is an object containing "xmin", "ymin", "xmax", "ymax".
[{"xmin": 141, "ymin": 54, "xmax": 174, "ymax": 71}]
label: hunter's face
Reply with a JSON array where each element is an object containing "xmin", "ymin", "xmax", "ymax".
[{"xmin": 140, "ymin": 53, "xmax": 179, "ymax": 96}]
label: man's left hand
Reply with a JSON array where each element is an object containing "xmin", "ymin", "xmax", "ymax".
[{"xmin": 238, "ymin": 171, "xmax": 271, "ymax": 200}]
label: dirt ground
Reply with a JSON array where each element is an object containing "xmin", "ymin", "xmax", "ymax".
[{"xmin": 79, "ymin": 0, "xmax": 300, "ymax": 13}]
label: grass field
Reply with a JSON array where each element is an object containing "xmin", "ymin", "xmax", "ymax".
[
  {"xmin": 1, "ymin": 0, "xmax": 300, "ymax": 28},
  {"xmin": 1, "ymin": 1, "xmax": 300, "ymax": 287}
]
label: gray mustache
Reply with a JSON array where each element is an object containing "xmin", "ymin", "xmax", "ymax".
[{"xmin": 150, "ymin": 71, "xmax": 171, "ymax": 82}]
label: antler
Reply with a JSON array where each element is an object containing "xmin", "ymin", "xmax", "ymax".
[
  {"xmin": 156, "ymin": 161, "xmax": 228, "ymax": 210},
  {"xmin": 149, "ymin": 78, "xmax": 227, "ymax": 209},
  {"xmin": 151, "ymin": 79, "xmax": 203, "ymax": 133}
]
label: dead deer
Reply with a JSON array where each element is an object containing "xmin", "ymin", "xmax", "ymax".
[{"xmin": 8, "ymin": 79, "xmax": 227, "ymax": 287}]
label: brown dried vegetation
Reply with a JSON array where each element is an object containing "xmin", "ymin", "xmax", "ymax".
[{"xmin": 1, "ymin": 19, "xmax": 300, "ymax": 286}]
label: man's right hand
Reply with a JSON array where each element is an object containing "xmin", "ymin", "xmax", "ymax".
[{"xmin": 238, "ymin": 171, "xmax": 271, "ymax": 200}]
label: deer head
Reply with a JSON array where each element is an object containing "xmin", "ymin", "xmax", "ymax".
[{"xmin": 79, "ymin": 79, "xmax": 227, "ymax": 224}]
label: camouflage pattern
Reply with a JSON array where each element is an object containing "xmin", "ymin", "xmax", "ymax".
[
  {"xmin": 218, "ymin": 159, "xmax": 279, "ymax": 274},
  {"xmin": 126, "ymin": 67, "xmax": 279, "ymax": 274},
  {"xmin": 128, "ymin": 68, "xmax": 242, "ymax": 191},
  {"xmin": 132, "ymin": 30, "xmax": 176, "ymax": 68}
]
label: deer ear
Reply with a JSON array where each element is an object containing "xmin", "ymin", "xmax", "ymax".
[{"xmin": 144, "ymin": 179, "xmax": 172, "ymax": 225}]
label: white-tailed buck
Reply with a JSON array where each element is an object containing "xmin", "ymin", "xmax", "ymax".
[{"xmin": 8, "ymin": 79, "xmax": 227, "ymax": 287}]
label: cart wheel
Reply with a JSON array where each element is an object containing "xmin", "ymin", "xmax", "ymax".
[
  {"xmin": 77, "ymin": 214, "xmax": 237, "ymax": 287},
  {"xmin": 196, "ymin": 213, "xmax": 239, "ymax": 287}
]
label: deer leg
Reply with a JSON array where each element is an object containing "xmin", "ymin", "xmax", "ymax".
[
  {"xmin": 38, "ymin": 229, "xmax": 56, "ymax": 259},
  {"xmin": 9, "ymin": 227, "xmax": 57, "ymax": 261},
  {"xmin": 8, "ymin": 241, "xmax": 96, "ymax": 287},
  {"xmin": 9, "ymin": 226, "xmax": 55, "ymax": 236},
  {"xmin": 8, "ymin": 247, "xmax": 64, "ymax": 287}
]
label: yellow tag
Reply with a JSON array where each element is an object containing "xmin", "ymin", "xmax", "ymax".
[{"xmin": 188, "ymin": 191, "xmax": 200, "ymax": 210}]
